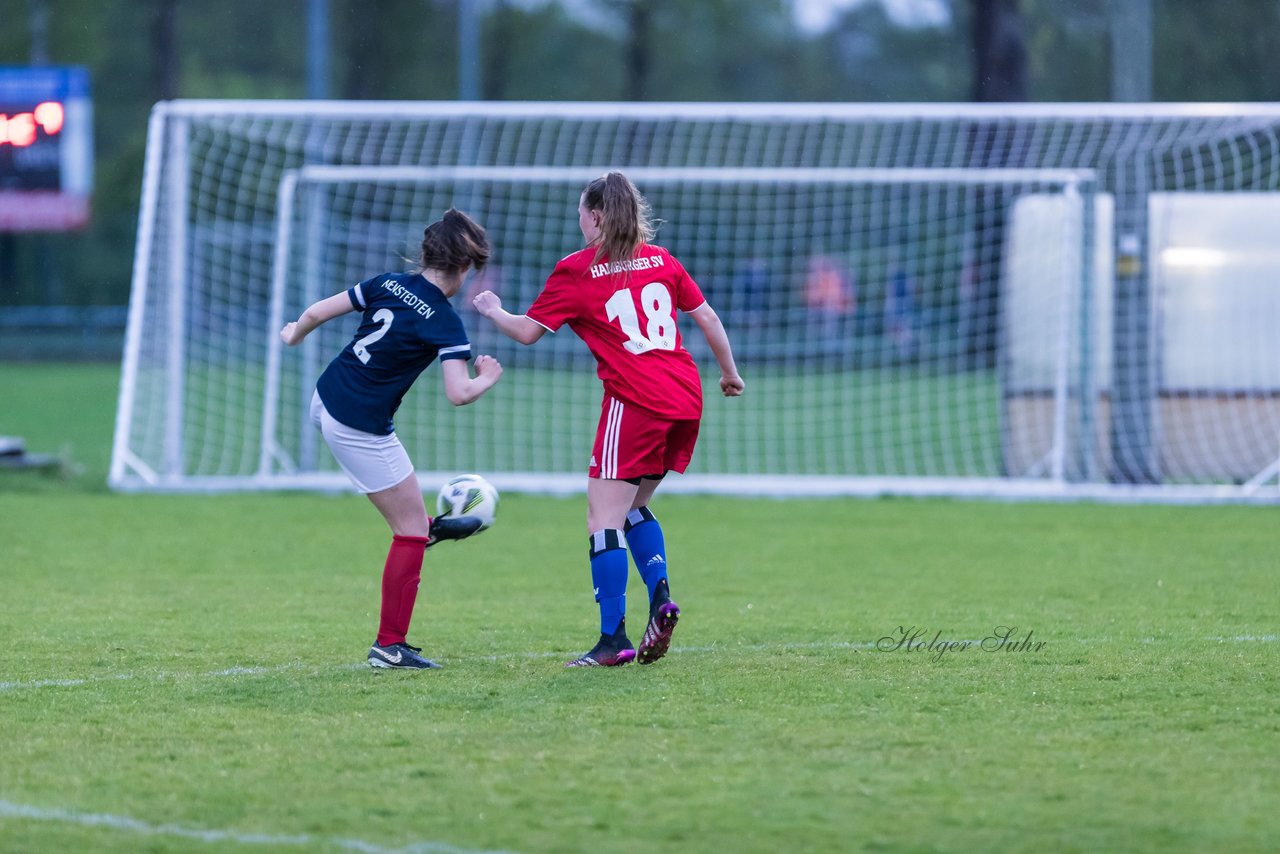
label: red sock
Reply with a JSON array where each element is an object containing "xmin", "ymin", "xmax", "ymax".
[{"xmin": 376, "ymin": 534, "xmax": 429, "ymax": 647}]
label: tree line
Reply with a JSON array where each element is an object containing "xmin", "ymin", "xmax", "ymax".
[{"xmin": 1, "ymin": 0, "xmax": 1278, "ymax": 307}]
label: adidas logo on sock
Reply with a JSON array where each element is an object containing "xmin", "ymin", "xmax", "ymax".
[{"xmin": 647, "ymin": 555, "xmax": 666, "ymax": 566}]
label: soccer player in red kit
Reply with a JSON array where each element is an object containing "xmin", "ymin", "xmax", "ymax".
[{"xmin": 473, "ymin": 172, "xmax": 744, "ymax": 667}]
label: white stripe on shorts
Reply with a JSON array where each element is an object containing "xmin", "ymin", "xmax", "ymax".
[{"xmin": 603, "ymin": 397, "xmax": 623, "ymax": 478}]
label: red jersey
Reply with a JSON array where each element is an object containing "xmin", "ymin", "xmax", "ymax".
[{"xmin": 526, "ymin": 244, "xmax": 707, "ymax": 419}]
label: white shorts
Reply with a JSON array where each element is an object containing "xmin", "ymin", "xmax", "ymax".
[{"xmin": 310, "ymin": 391, "xmax": 414, "ymax": 494}]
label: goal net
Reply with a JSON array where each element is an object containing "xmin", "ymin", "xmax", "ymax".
[{"xmin": 112, "ymin": 102, "xmax": 1280, "ymax": 502}]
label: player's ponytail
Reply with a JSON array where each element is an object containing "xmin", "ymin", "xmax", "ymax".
[
  {"xmin": 583, "ymin": 171, "xmax": 655, "ymax": 266},
  {"xmin": 419, "ymin": 208, "xmax": 491, "ymax": 274}
]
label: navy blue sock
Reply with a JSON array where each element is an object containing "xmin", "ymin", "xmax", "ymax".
[
  {"xmin": 624, "ymin": 506, "xmax": 668, "ymax": 602},
  {"xmin": 589, "ymin": 529, "xmax": 628, "ymax": 636}
]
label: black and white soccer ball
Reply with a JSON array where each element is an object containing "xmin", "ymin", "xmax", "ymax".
[{"xmin": 435, "ymin": 473, "xmax": 499, "ymax": 531}]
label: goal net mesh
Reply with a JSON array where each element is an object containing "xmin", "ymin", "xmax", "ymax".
[{"xmin": 112, "ymin": 102, "xmax": 1280, "ymax": 501}]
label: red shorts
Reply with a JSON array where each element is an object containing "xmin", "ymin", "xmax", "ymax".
[{"xmin": 589, "ymin": 394, "xmax": 700, "ymax": 480}]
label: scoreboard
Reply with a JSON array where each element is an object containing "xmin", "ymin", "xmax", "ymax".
[{"xmin": 0, "ymin": 66, "xmax": 93, "ymax": 231}]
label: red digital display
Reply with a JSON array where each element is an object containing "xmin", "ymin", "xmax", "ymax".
[
  {"xmin": 0, "ymin": 101, "xmax": 64, "ymax": 146},
  {"xmin": 0, "ymin": 67, "xmax": 91, "ymax": 231}
]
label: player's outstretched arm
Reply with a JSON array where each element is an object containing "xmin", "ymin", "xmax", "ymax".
[
  {"xmin": 472, "ymin": 290, "xmax": 547, "ymax": 345},
  {"xmin": 441, "ymin": 355, "xmax": 503, "ymax": 406},
  {"xmin": 280, "ymin": 292, "xmax": 354, "ymax": 346},
  {"xmin": 688, "ymin": 303, "xmax": 745, "ymax": 397}
]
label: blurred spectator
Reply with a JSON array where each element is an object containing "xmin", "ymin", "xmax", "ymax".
[
  {"xmin": 884, "ymin": 248, "xmax": 918, "ymax": 360},
  {"xmin": 957, "ymin": 238, "xmax": 980, "ymax": 368},
  {"xmin": 803, "ymin": 252, "xmax": 856, "ymax": 342},
  {"xmin": 731, "ymin": 255, "xmax": 770, "ymax": 330}
]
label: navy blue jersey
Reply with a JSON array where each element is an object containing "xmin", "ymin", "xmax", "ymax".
[{"xmin": 316, "ymin": 272, "xmax": 471, "ymax": 435}]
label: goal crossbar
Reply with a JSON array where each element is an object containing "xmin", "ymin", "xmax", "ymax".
[{"xmin": 288, "ymin": 164, "xmax": 1099, "ymax": 186}]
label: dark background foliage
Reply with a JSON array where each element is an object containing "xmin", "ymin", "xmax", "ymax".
[{"xmin": 1, "ymin": 0, "xmax": 1278, "ymax": 307}]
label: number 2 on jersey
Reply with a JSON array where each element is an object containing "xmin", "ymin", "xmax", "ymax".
[
  {"xmin": 352, "ymin": 308, "xmax": 394, "ymax": 364},
  {"xmin": 605, "ymin": 282, "xmax": 676, "ymax": 354}
]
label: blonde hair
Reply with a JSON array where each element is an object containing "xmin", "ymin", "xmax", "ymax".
[{"xmin": 581, "ymin": 172, "xmax": 655, "ymax": 266}]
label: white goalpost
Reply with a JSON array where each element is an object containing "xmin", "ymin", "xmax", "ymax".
[{"xmin": 111, "ymin": 101, "xmax": 1280, "ymax": 502}]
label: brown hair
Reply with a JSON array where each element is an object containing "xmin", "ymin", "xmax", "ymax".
[
  {"xmin": 581, "ymin": 172, "xmax": 655, "ymax": 265},
  {"xmin": 419, "ymin": 208, "xmax": 491, "ymax": 274}
]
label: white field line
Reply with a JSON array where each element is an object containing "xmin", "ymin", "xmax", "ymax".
[
  {"xmin": 0, "ymin": 662, "xmax": 364, "ymax": 693},
  {"xmin": 0, "ymin": 635, "xmax": 1274, "ymax": 695},
  {"xmin": 0, "ymin": 799, "xmax": 513, "ymax": 854}
]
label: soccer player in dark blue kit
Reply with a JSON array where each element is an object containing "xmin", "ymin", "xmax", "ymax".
[{"xmin": 280, "ymin": 208, "xmax": 503, "ymax": 670}]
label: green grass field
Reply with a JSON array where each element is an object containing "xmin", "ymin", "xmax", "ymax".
[{"xmin": 1, "ymin": 363, "xmax": 1277, "ymax": 853}]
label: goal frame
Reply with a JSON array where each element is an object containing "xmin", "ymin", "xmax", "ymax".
[{"xmin": 110, "ymin": 100, "xmax": 1280, "ymax": 503}]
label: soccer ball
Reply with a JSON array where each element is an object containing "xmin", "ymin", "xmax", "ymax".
[{"xmin": 435, "ymin": 473, "xmax": 499, "ymax": 531}]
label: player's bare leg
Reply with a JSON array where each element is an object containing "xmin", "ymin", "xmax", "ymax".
[
  {"xmin": 367, "ymin": 473, "xmax": 482, "ymax": 545},
  {"xmin": 586, "ymin": 476, "xmax": 642, "ymax": 531},
  {"xmin": 367, "ymin": 472, "xmax": 431, "ymax": 536},
  {"xmin": 630, "ymin": 475, "xmax": 662, "ymax": 511}
]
